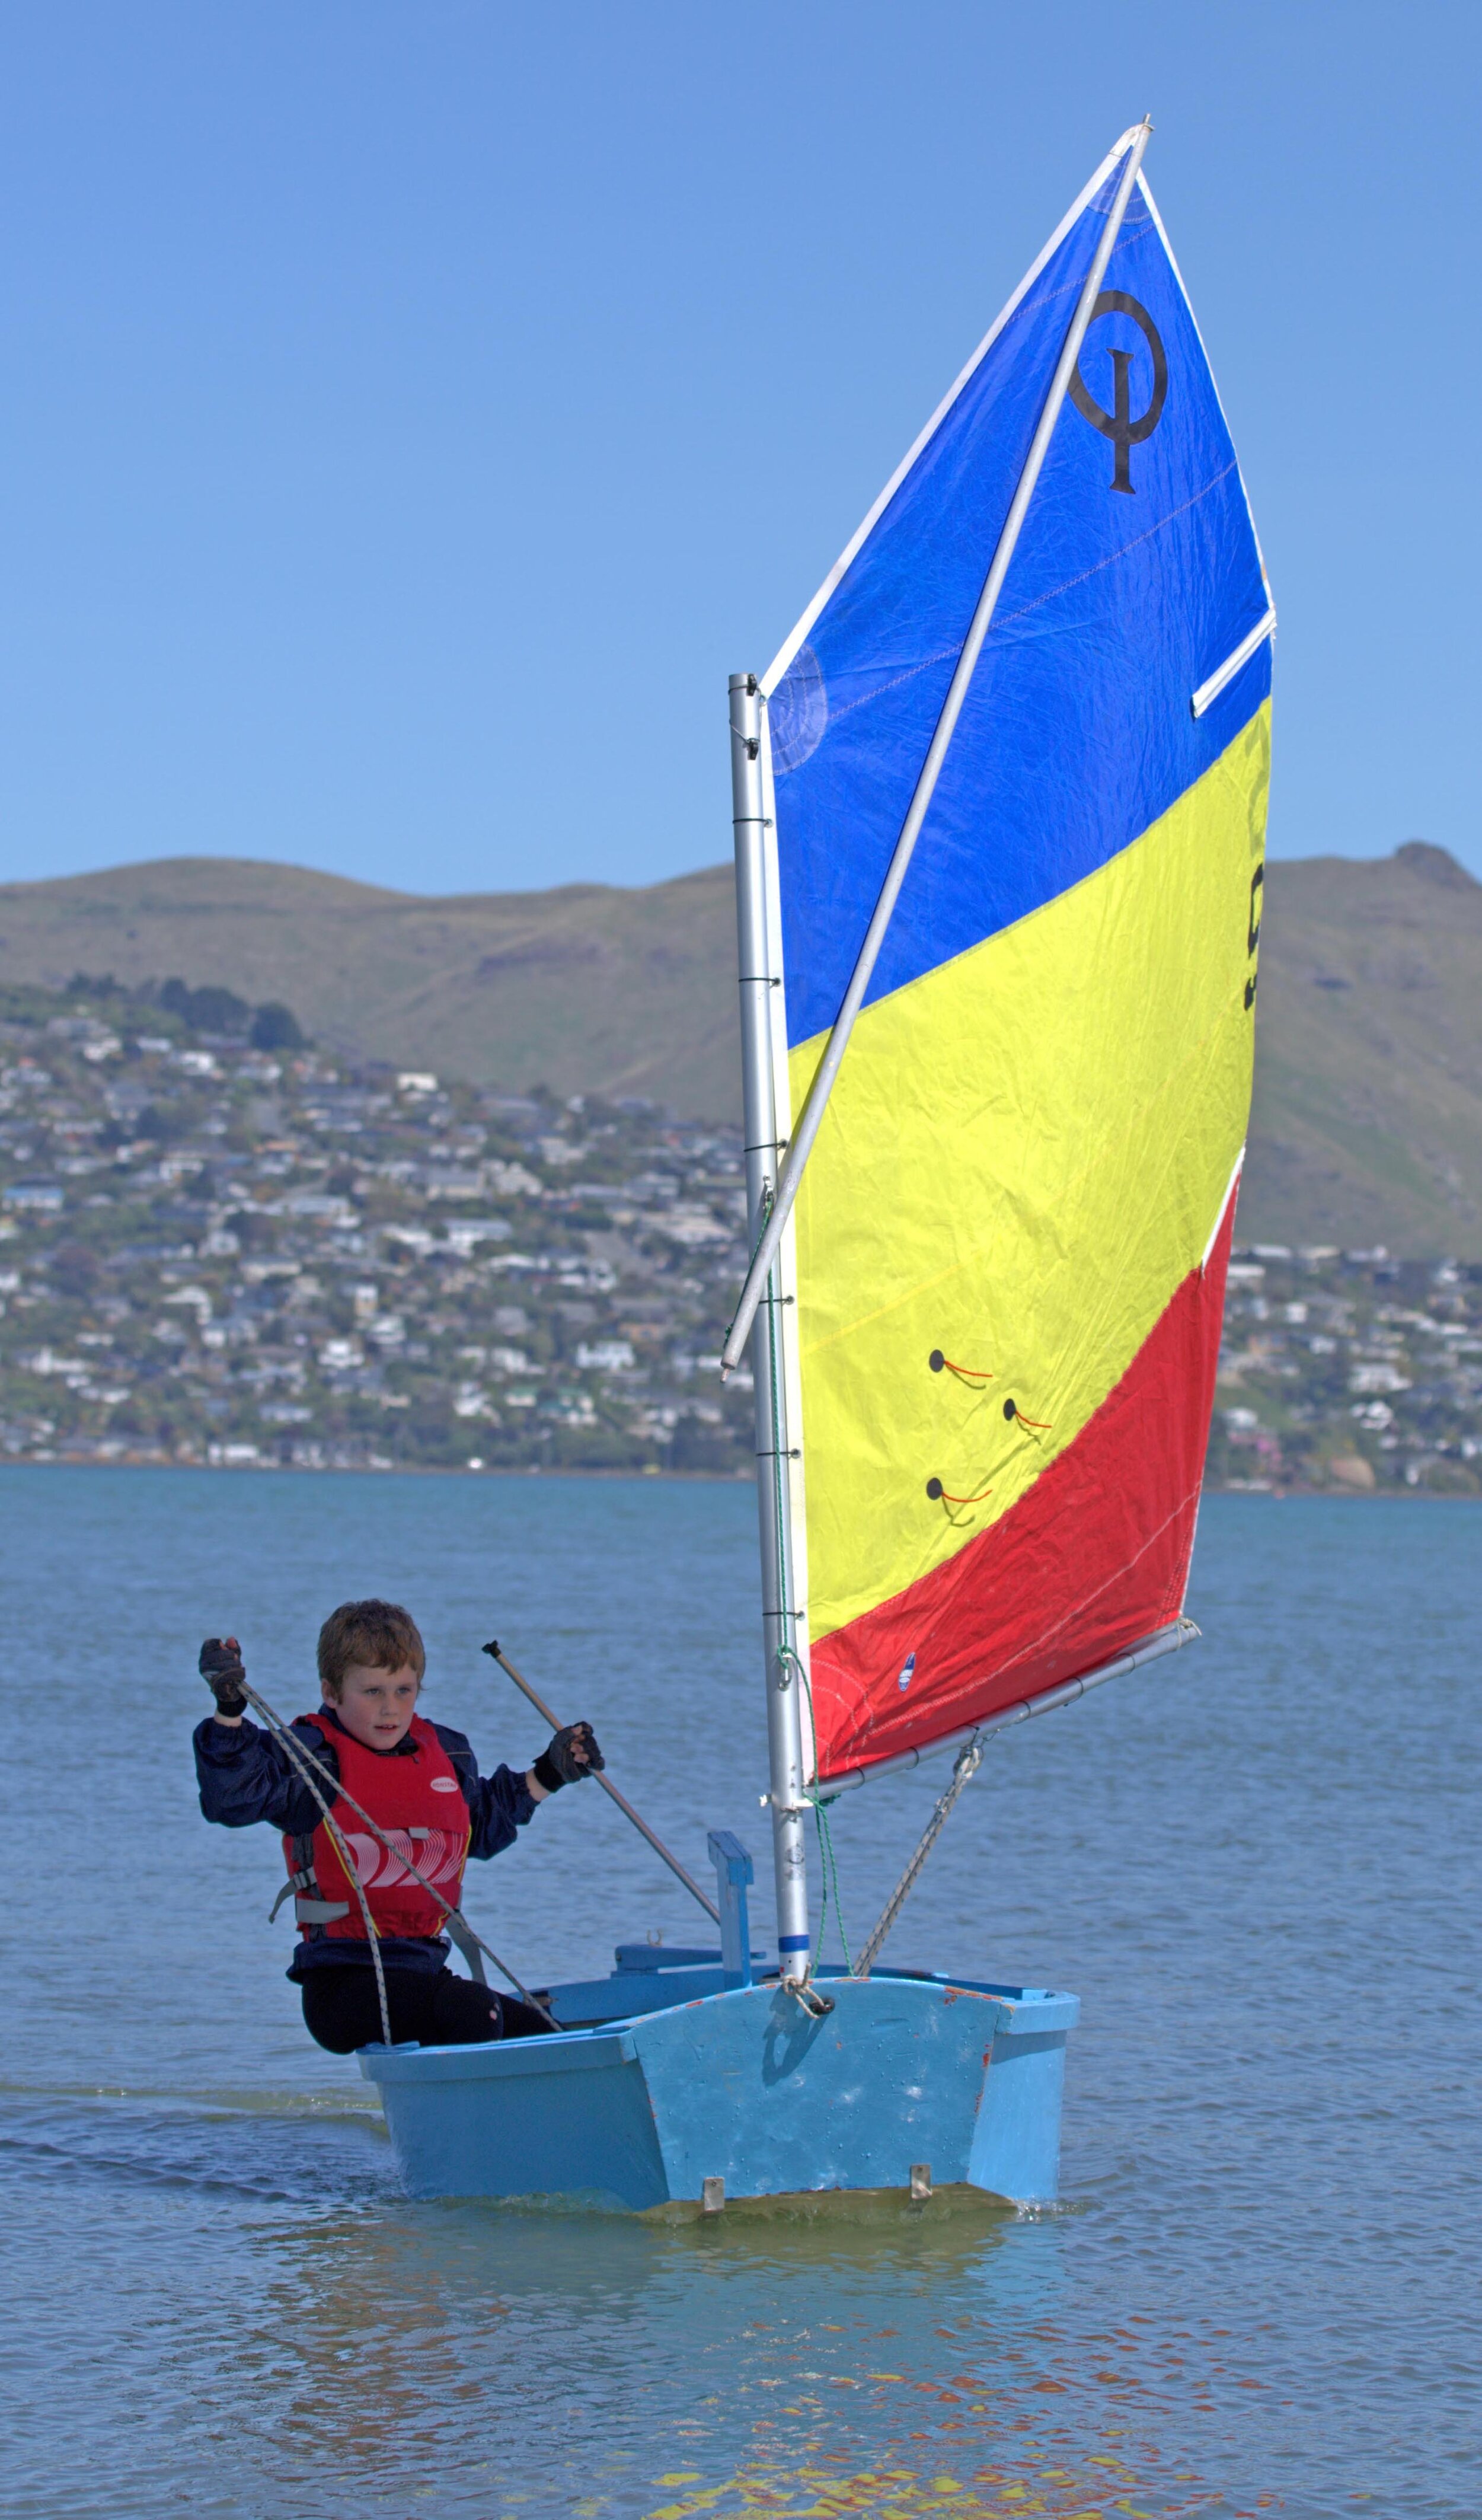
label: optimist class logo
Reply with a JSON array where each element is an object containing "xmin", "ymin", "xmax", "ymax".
[{"xmin": 1068, "ymin": 290, "xmax": 1168, "ymax": 494}]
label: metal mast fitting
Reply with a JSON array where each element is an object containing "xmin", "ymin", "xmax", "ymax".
[
  {"xmin": 729, "ymin": 670, "xmax": 812, "ymax": 1988},
  {"xmin": 721, "ymin": 119, "xmax": 1153, "ymax": 1377}
]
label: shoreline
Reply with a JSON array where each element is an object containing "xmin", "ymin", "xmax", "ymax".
[
  {"xmin": 0, "ymin": 1456, "xmax": 1474, "ymax": 1497},
  {"xmin": 0, "ymin": 1454, "xmax": 753, "ymax": 1482}
]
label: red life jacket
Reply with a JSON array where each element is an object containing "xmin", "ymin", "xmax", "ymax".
[{"xmin": 282, "ymin": 1712, "xmax": 470, "ymax": 1945}]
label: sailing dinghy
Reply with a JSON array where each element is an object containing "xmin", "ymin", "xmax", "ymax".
[{"xmin": 360, "ymin": 121, "xmax": 1271, "ymax": 2210}]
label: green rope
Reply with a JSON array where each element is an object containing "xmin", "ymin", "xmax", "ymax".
[
  {"xmin": 790, "ymin": 1579, "xmax": 854, "ymax": 1977},
  {"xmin": 813, "ymin": 1794, "xmax": 852, "ymax": 1975}
]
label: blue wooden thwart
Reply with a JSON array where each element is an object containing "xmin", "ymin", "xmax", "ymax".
[{"xmin": 358, "ymin": 1954, "xmax": 1078, "ymax": 2210}]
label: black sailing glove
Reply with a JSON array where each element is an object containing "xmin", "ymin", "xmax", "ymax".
[
  {"xmin": 199, "ymin": 1635, "xmax": 248, "ymax": 1718},
  {"xmin": 533, "ymin": 1721, "xmax": 605, "ymax": 1794}
]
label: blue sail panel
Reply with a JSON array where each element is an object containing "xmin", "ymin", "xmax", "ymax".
[{"xmin": 765, "ymin": 165, "xmax": 1271, "ymax": 1051}]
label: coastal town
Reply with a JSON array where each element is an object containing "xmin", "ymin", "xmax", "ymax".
[
  {"xmin": 1, "ymin": 977, "xmax": 1480, "ymax": 1492},
  {"xmin": 0, "ymin": 980, "xmax": 756, "ymax": 1475}
]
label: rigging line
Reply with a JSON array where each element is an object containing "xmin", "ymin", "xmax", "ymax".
[
  {"xmin": 794, "ymin": 1650, "xmax": 854, "ymax": 1976},
  {"xmin": 855, "ymin": 1736, "xmax": 985, "ymax": 1981},
  {"xmin": 238, "ymin": 1686, "xmax": 392, "ymax": 2049},
  {"xmin": 814, "ymin": 1797, "xmax": 852, "ymax": 1977},
  {"xmin": 239, "ymin": 1680, "xmax": 558, "ymax": 2031}
]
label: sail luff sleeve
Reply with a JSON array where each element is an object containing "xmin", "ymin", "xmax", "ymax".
[
  {"xmin": 764, "ymin": 142, "xmax": 1272, "ymax": 1782},
  {"xmin": 720, "ymin": 124, "xmax": 1151, "ymax": 1380}
]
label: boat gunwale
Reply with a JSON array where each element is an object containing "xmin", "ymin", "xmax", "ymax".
[{"xmin": 356, "ymin": 1969, "xmax": 1079, "ymax": 2085}]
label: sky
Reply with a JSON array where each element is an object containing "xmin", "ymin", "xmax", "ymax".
[{"xmin": 0, "ymin": 1, "xmax": 1476, "ymax": 898}]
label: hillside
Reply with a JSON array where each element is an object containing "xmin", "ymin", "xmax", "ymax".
[
  {"xmin": 1242, "ymin": 843, "xmax": 1482, "ymax": 1253},
  {"xmin": 2, "ymin": 839, "xmax": 1480, "ymax": 1252},
  {"xmin": 2, "ymin": 990, "xmax": 1474, "ymax": 1489},
  {"xmin": 0, "ymin": 857, "xmax": 740, "ymax": 1118}
]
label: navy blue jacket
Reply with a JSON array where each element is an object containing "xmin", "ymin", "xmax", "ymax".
[{"xmin": 194, "ymin": 1703, "xmax": 538, "ymax": 1977}]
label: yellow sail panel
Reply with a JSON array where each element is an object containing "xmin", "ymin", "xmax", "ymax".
[{"xmin": 788, "ymin": 704, "xmax": 1268, "ymax": 1651}]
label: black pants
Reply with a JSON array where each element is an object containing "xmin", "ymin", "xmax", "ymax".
[{"xmin": 301, "ymin": 1965, "xmax": 552, "ymax": 2055}]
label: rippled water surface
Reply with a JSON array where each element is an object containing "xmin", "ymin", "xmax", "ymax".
[{"xmin": 1, "ymin": 1468, "xmax": 1477, "ymax": 2517}]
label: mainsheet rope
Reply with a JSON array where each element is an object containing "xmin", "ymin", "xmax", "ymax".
[
  {"xmin": 241, "ymin": 1682, "xmax": 394, "ymax": 2049},
  {"xmin": 794, "ymin": 1648, "xmax": 852, "ymax": 1977},
  {"xmin": 236, "ymin": 1677, "xmax": 559, "ymax": 2034}
]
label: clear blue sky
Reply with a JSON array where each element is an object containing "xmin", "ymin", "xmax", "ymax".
[{"xmin": 1, "ymin": 2, "xmax": 1475, "ymax": 897}]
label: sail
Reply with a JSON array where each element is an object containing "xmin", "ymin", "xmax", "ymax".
[{"xmin": 759, "ymin": 132, "xmax": 1272, "ymax": 1784}]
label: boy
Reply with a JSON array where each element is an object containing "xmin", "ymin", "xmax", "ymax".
[{"xmin": 194, "ymin": 1597, "xmax": 602, "ymax": 2053}]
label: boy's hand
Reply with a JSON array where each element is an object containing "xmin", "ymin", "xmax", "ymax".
[
  {"xmin": 200, "ymin": 1636, "xmax": 248, "ymax": 1722},
  {"xmin": 533, "ymin": 1721, "xmax": 605, "ymax": 1793}
]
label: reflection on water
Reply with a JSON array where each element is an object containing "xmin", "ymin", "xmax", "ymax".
[
  {"xmin": 1, "ymin": 2088, "xmax": 1256, "ymax": 2518},
  {"xmin": 1, "ymin": 1470, "xmax": 1480, "ymax": 2515}
]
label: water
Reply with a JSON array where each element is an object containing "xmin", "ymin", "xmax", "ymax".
[{"xmin": 1, "ymin": 1468, "xmax": 1477, "ymax": 2518}]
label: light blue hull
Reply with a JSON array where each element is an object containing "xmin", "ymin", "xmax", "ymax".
[{"xmin": 357, "ymin": 1956, "xmax": 1078, "ymax": 2212}]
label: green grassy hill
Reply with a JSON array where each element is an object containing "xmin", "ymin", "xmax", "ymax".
[
  {"xmin": 2, "ymin": 839, "xmax": 1479, "ymax": 1252},
  {"xmin": 0, "ymin": 855, "xmax": 739, "ymax": 1116},
  {"xmin": 1244, "ymin": 843, "xmax": 1482, "ymax": 1253}
]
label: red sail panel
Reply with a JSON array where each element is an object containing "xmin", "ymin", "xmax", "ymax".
[{"xmin": 811, "ymin": 1195, "xmax": 1235, "ymax": 1781}]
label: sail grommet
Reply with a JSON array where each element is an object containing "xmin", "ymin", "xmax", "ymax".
[
  {"xmin": 932, "ymin": 1351, "xmax": 995, "ymax": 1385},
  {"xmin": 1003, "ymin": 1398, "xmax": 1017, "ymax": 1420},
  {"xmin": 926, "ymin": 1476, "xmax": 994, "ymax": 1508}
]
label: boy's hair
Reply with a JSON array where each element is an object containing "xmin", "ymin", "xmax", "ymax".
[{"xmin": 317, "ymin": 1599, "xmax": 426, "ymax": 1699}]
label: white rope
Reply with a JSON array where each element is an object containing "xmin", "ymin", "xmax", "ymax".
[
  {"xmin": 854, "ymin": 1737, "xmax": 984, "ymax": 1980},
  {"xmin": 255, "ymin": 1694, "xmax": 394, "ymax": 2046},
  {"xmin": 237, "ymin": 1680, "xmax": 559, "ymax": 2031}
]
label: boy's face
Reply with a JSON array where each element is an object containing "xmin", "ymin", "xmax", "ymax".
[{"xmin": 336, "ymin": 1661, "xmax": 421, "ymax": 1751}]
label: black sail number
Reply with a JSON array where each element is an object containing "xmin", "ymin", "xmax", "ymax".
[{"xmin": 1244, "ymin": 862, "xmax": 1264, "ymax": 1012}]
